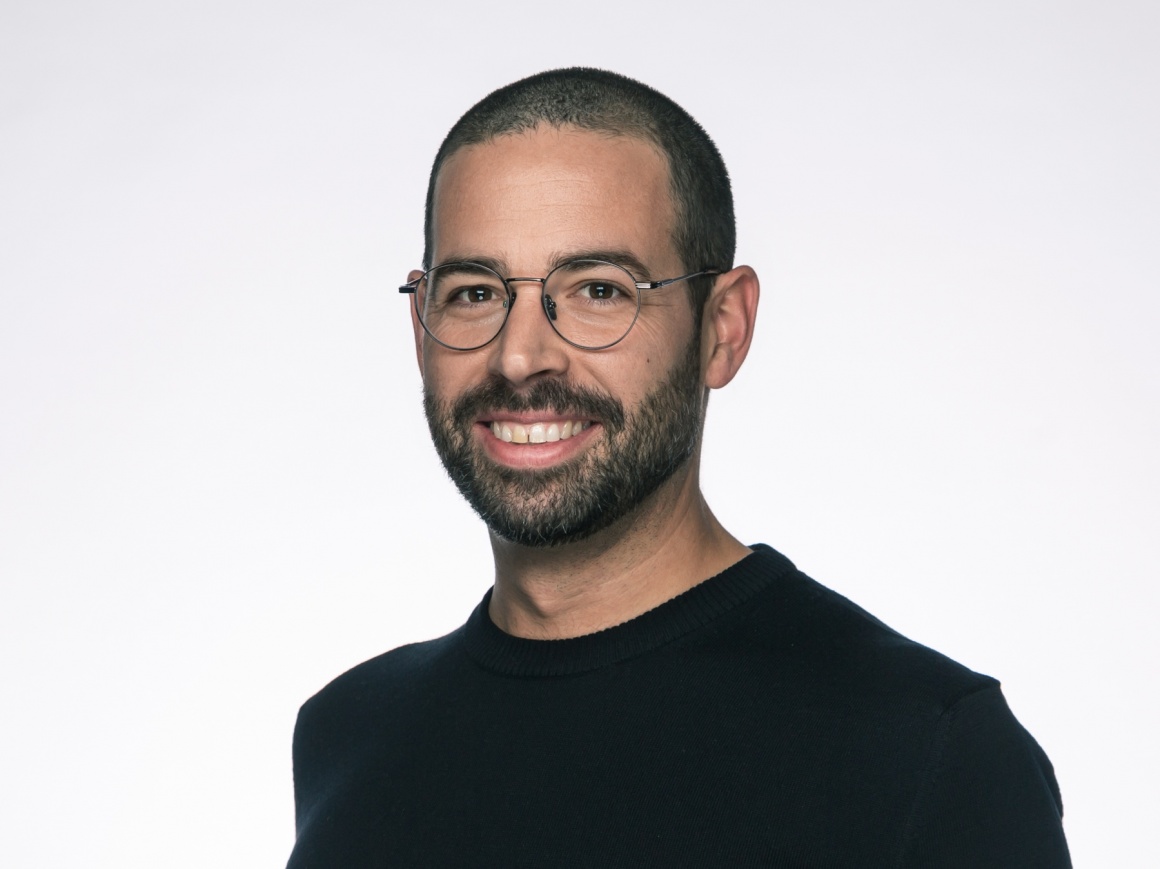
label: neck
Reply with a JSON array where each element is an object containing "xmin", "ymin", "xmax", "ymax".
[{"xmin": 486, "ymin": 458, "xmax": 750, "ymax": 639}]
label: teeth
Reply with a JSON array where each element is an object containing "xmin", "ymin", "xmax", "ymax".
[{"xmin": 489, "ymin": 420, "xmax": 588, "ymax": 444}]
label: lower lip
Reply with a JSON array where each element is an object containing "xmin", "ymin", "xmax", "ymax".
[{"xmin": 475, "ymin": 422, "xmax": 600, "ymax": 469}]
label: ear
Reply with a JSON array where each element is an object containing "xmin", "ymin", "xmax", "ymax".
[
  {"xmin": 701, "ymin": 265, "xmax": 759, "ymax": 390},
  {"xmin": 407, "ymin": 269, "xmax": 426, "ymax": 376}
]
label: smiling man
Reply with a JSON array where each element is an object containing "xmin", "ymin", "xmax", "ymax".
[{"xmin": 286, "ymin": 69, "xmax": 1070, "ymax": 867}]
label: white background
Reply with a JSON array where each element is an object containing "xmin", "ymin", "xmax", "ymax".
[{"xmin": 2, "ymin": 1, "xmax": 1156, "ymax": 865}]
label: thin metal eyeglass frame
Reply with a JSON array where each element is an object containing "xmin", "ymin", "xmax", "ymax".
[{"xmin": 398, "ymin": 259, "xmax": 720, "ymax": 351}]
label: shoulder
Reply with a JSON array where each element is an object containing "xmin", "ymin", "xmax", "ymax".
[
  {"xmin": 897, "ymin": 680, "xmax": 1069, "ymax": 864},
  {"xmin": 742, "ymin": 548, "xmax": 1069, "ymax": 858},
  {"xmin": 287, "ymin": 627, "xmax": 467, "ymax": 836},
  {"xmin": 737, "ymin": 546, "xmax": 998, "ymax": 712},
  {"xmin": 294, "ymin": 627, "xmax": 464, "ymax": 747}
]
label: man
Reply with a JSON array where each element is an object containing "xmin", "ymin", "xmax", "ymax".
[{"xmin": 287, "ymin": 69, "xmax": 1070, "ymax": 867}]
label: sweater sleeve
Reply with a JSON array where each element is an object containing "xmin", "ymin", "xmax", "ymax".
[{"xmin": 897, "ymin": 685, "xmax": 1071, "ymax": 868}]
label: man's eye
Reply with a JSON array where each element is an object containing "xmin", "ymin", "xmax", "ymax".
[
  {"xmin": 580, "ymin": 282, "xmax": 620, "ymax": 300},
  {"xmin": 453, "ymin": 285, "xmax": 497, "ymax": 303}
]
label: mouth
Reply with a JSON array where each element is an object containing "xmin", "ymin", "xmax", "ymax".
[
  {"xmin": 474, "ymin": 414, "xmax": 601, "ymax": 470},
  {"xmin": 486, "ymin": 419, "xmax": 594, "ymax": 444}
]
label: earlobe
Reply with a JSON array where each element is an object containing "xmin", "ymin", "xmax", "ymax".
[
  {"xmin": 702, "ymin": 266, "xmax": 759, "ymax": 390},
  {"xmin": 407, "ymin": 269, "xmax": 426, "ymax": 376}
]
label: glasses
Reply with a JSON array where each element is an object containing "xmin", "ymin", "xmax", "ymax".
[{"xmin": 400, "ymin": 259, "xmax": 718, "ymax": 351}]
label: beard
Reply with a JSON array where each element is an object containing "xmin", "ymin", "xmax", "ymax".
[{"xmin": 423, "ymin": 340, "xmax": 705, "ymax": 547}]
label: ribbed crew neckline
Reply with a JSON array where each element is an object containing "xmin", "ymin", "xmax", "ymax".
[{"xmin": 461, "ymin": 544, "xmax": 793, "ymax": 677}]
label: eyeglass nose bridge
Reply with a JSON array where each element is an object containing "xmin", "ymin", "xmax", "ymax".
[{"xmin": 500, "ymin": 276, "xmax": 557, "ymax": 323}]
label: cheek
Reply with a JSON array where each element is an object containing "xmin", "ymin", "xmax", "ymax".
[
  {"xmin": 623, "ymin": 310, "xmax": 694, "ymax": 372},
  {"xmin": 584, "ymin": 350, "xmax": 664, "ymax": 409},
  {"xmin": 421, "ymin": 351, "xmax": 474, "ymax": 402}
]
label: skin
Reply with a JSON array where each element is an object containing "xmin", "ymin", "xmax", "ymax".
[{"xmin": 412, "ymin": 124, "xmax": 760, "ymax": 640}]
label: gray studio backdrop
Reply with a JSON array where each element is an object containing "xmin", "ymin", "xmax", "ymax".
[{"xmin": 2, "ymin": 1, "xmax": 1156, "ymax": 866}]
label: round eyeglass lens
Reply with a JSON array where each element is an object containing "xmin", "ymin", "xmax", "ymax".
[
  {"xmin": 416, "ymin": 263, "xmax": 510, "ymax": 350},
  {"xmin": 542, "ymin": 260, "xmax": 641, "ymax": 349}
]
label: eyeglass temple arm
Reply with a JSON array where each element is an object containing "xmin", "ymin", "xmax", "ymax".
[
  {"xmin": 637, "ymin": 269, "xmax": 721, "ymax": 290},
  {"xmin": 399, "ymin": 279, "xmax": 419, "ymax": 294}
]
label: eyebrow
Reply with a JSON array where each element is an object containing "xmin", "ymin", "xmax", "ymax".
[
  {"xmin": 433, "ymin": 249, "xmax": 655, "ymax": 281},
  {"xmin": 434, "ymin": 253, "xmax": 508, "ymax": 274},
  {"xmin": 550, "ymin": 249, "xmax": 654, "ymax": 280}
]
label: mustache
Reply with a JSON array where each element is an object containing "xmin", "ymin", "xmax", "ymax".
[{"xmin": 449, "ymin": 377, "xmax": 626, "ymax": 434}]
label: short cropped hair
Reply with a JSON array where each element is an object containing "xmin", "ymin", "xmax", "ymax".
[{"xmin": 423, "ymin": 68, "xmax": 735, "ymax": 319}]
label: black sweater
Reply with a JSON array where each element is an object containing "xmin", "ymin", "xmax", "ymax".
[{"xmin": 288, "ymin": 545, "xmax": 1070, "ymax": 867}]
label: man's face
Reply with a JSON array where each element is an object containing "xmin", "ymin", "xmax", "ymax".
[{"xmin": 417, "ymin": 125, "xmax": 706, "ymax": 546}]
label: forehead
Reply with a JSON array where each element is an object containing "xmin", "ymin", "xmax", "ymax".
[{"xmin": 429, "ymin": 125, "xmax": 677, "ymax": 270}]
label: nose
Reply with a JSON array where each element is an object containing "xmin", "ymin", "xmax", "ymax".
[{"xmin": 487, "ymin": 285, "xmax": 570, "ymax": 385}]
